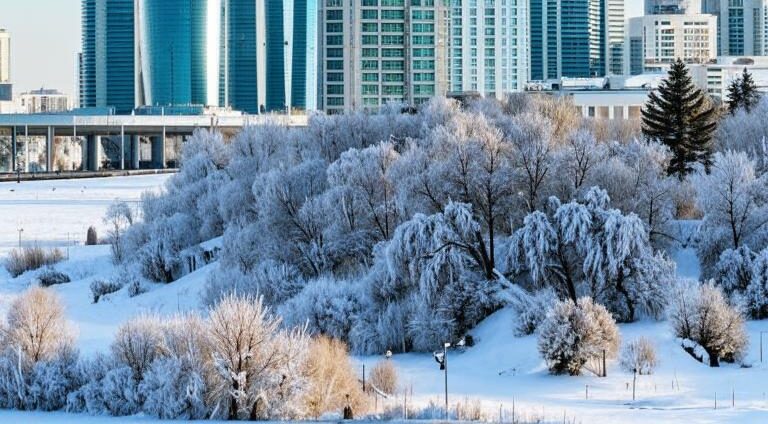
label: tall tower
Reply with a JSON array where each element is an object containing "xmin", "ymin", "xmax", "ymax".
[
  {"xmin": 530, "ymin": 0, "xmax": 623, "ymax": 80},
  {"xmin": 80, "ymin": 0, "xmax": 135, "ymax": 114},
  {"xmin": 219, "ymin": 0, "xmax": 317, "ymax": 114},
  {"xmin": 707, "ymin": 0, "xmax": 768, "ymax": 56},
  {"xmin": 449, "ymin": 0, "xmax": 529, "ymax": 97},
  {"xmin": 137, "ymin": 0, "xmax": 220, "ymax": 107}
]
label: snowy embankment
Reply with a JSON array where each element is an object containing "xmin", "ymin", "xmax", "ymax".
[{"xmin": 2, "ymin": 176, "xmax": 768, "ymax": 422}]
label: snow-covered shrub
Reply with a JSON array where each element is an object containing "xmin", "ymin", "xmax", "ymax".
[
  {"xmin": 207, "ymin": 294, "xmax": 309, "ymax": 420},
  {"xmin": 619, "ymin": 337, "xmax": 657, "ymax": 375},
  {"xmin": 716, "ymin": 246, "xmax": 756, "ymax": 297},
  {"xmin": 538, "ymin": 297, "xmax": 620, "ymax": 375},
  {"xmin": 65, "ymin": 353, "xmax": 116, "ymax": 414},
  {"xmin": 280, "ymin": 277, "xmax": 364, "ymax": 342},
  {"xmin": 507, "ymin": 287, "xmax": 557, "ymax": 336},
  {"xmin": 3, "ymin": 287, "xmax": 74, "ymax": 365},
  {"xmin": 86, "ymin": 226, "xmax": 98, "ymax": 245},
  {"xmin": 135, "ymin": 212, "xmax": 198, "ymax": 283},
  {"xmin": 100, "ymin": 366, "xmax": 140, "ymax": 416},
  {"xmin": 110, "ymin": 314, "xmax": 164, "ymax": 381},
  {"xmin": 27, "ymin": 346, "xmax": 81, "ymax": 411},
  {"xmin": 202, "ymin": 259, "xmax": 306, "ymax": 308},
  {"xmin": 34, "ymin": 267, "xmax": 70, "ymax": 287},
  {"xmin": 4, "ymin": 246, "xmax": 64, "ymax": 278},
  {"xmin": 746, "ymin": 248, "xmax": 768, "ymax": 318},
  {"xmin": 139, "ymin": 357, "xmax": 208, "ymax": 419},
  {"xmin": 89, "ymin": 278, "xmax": 122, "ymax": 303},
  {"xmin": 669, "ymin": 281, "xmax": 747, "ymax": 367},
  {"xmin": 145, "ymin": 313, "xmax": 214, "ymax": 418},
  {"xmin": 302, "ymin": 336, "xmax": 367, "ymax": 419},
  {"xmin": 368, "ymin": 360, "xmax": 398, "ymax": 396}
]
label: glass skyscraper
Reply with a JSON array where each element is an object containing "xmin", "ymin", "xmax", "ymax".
[
  {"xmin": 80, "ymin": 0, "xmax": 135, "ymax": 114},
  {"xmin": 530, "ymin": 0, "xmax": 624, "ymax": 80},
  {"xmin": 219, "ymin": 0, "xmax": 317, "ymax": 114},
  {"xmin": 138, "ymin": 0, "xmax": 218, "ymax": 107}
]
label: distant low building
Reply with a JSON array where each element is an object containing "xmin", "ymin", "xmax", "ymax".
[
  {"xmin": 16, "ymin": 89, "xmax": 72, "ymax": 114},
  {"xmin": 688, "ymin": 56, "xmax": 768, "ymax": 99}
]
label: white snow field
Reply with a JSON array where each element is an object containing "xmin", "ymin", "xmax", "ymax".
[
  {"xmin": 2, "ymin": 176, "xmax": 768, "ymax": 423},
  {"xmin": 0, "ymin": 174, "xmax": 170, "ymax": 255}
]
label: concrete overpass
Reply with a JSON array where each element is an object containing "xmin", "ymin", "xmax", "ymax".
[{"xmin": 0, "ymin": 113, "xmax": 308, "ymax": 173}]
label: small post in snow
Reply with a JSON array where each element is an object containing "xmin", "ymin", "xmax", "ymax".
[{"xmin": 585, "ymin": 384, "xmax": 589, "ymax": 400}]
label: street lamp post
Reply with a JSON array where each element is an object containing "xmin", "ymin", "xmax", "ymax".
[{"xmin": 434, "ymin": 342, "xmax": 451, "ymax": 419}]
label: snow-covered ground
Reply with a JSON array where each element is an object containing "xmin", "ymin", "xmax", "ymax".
[
  {"xmin": 0, "ymin": 174, "xmax": 170, "ymax": 255},
  {"xmin": 2, "ymin": 175, "xmax": 768, "ymax": 423}
]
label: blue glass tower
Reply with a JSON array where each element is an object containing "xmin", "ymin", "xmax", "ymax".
[
  {"xmin": 139, "ymin": 0, "xmax": 214, "ymax": 106},
  {"xmin": 220, "ymin": 0, "xmax": 317, "ymax": 114},
  {"xmin": 80, "ymin": 0, "xmax": 135, "ymax": 114}
]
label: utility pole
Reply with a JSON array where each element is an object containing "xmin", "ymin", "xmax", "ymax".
[{"xmin": 17, "ymin": 228, "xmax": 23, "ymax": 248}]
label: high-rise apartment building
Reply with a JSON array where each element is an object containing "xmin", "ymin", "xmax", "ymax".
[
  {"xmin": 703, "ymin": 0, "xmax": 768, "ymax": 56},
  {"xmin": 0, "ymin": 29, "xmax": 9, "ymax": 84},
  {"xmin": 530, "ymin": 0, "xmax": 624, "ymax": 80},
  {"xmin": 80, "ymin": 0, "xmax": 135, "ymax": 114},
  {"xmin": 625, "ymin": 13, "xmax": 717, "ymax": 75},
  {"xmin": 449, "ymin": 0, "xmax": 529, "ymax": 97},
  {"xmin": 318, "ymin": 0, "xmax": 450, "ymax": 113}
]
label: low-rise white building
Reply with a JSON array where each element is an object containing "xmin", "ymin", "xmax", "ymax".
[{"xmin": 16, "ymin": 89, "xmax": 71, "ymax": 114}]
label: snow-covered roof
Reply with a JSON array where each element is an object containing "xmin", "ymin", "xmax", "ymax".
[{"xmin": 623, "ymin": 74, "xmax": 666, "ymax": 89}]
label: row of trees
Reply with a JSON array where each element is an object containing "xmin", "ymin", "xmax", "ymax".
[{"xmin": 0, "ymin": 288, "xmax": 405, "ymax": 420}]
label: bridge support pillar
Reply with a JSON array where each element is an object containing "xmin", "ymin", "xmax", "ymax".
[
  {"xmin": 151, "ymin": 135, "xmax": 165, "ymax": 169},
  {"xmin": 131, "ymin": 135, "xmax": 140, "ymax": 170},
  {"xmin": 46, "ymin": 126, "xmax": 54, "ymax": 172},
  {"xmin": 11, "ymin": 127, "xmax": 17, "ymax": 172},
  {"xmin": 85, "ymin": 135, "xmax": 101, "ymax": 172}
]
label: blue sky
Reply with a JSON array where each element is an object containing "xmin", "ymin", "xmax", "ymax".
[{"xmin": 0, "ymin": 0, "xmax": 644, "ymax": 98}]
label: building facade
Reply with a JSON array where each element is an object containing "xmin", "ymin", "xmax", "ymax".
[
  {"xmin": 449, "ymin": 0, "xmax": 529, "ymax": 97},
  {"xmin": 80, "ymin": 0, "xmax": 135, "ymax": 114},
  {"xmin": 17, "ymin": 89, "xmax": 72, "ymax": 114},
  {"xmin": 137, "ymin": 0, "xmax": 219, "ymax": 107},
  {"xmin": 530, "ymin": 0, "xmax": 625, "ymax": 81},
  {"xmin": 318, "ymin": 0, "xmax": 450, "ymax": 113},
  {"xmin": 625, "ymin": 13, "xmax": 718, "ymax": 75},
  {"xmin": 219, "ymin": 0, "xmax": 318, "ymax": 114},
  {"xmin": 703, "ymin": 0, "xmax": 768, "ymax": 56},
  {"xmin": 645, "ymin": 0, "xmax": 700, "ymax": 15}
]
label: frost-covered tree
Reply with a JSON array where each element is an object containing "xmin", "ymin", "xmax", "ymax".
[
  {"xmin": 104, "ymin": 201, "xmax": 134, "ymax": 263},
  {"xmin": 1, "ymin": 288, "xmax": 74, "ymax": 365},
  {"xmin": 716, "ymin": 98, "xmax": 768, "ymax": 171},
  {"xmin": 352, "ymin": 202, "xmax": 500, "ymax": 353},
  {"xmin": 669, "ymin": 281, "xmax": 747, "ymax": 367},
  {"xmin": 538, "ymin": 297, "xmax": 620, "ymax": 375},
  {"xmin": 207, "ymin": 294, "xmax": 309, "ymax": 420},
  {"xmin": 110, "ymin": 314, "xmax": 163, "ymax": 381},
  {"xmin": 302, "ymin": 337, "xmax": 367, "ymax": 419},
  {"xmin": 508, "ymin": 188, "xmax": 674, "ymax": 321},
  {"xmin": 694, "ymin": 152, "xmax": 768, "ymax": 278},
  {"xmin": 619, "ymin": 337, "xmax": 657, "ymax": 375}
]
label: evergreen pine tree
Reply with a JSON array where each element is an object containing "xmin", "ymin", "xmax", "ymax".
[
  {"xmin": 642, "ymin": 59, "xmax": 717, "ymax": 178},
  {"xmin": 727, "ymin": 76, "xmax": 743, "ymax": 115},
  {"xmin": 739, "ymin": 68, "xmax": 760, "ymax": 113}
]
